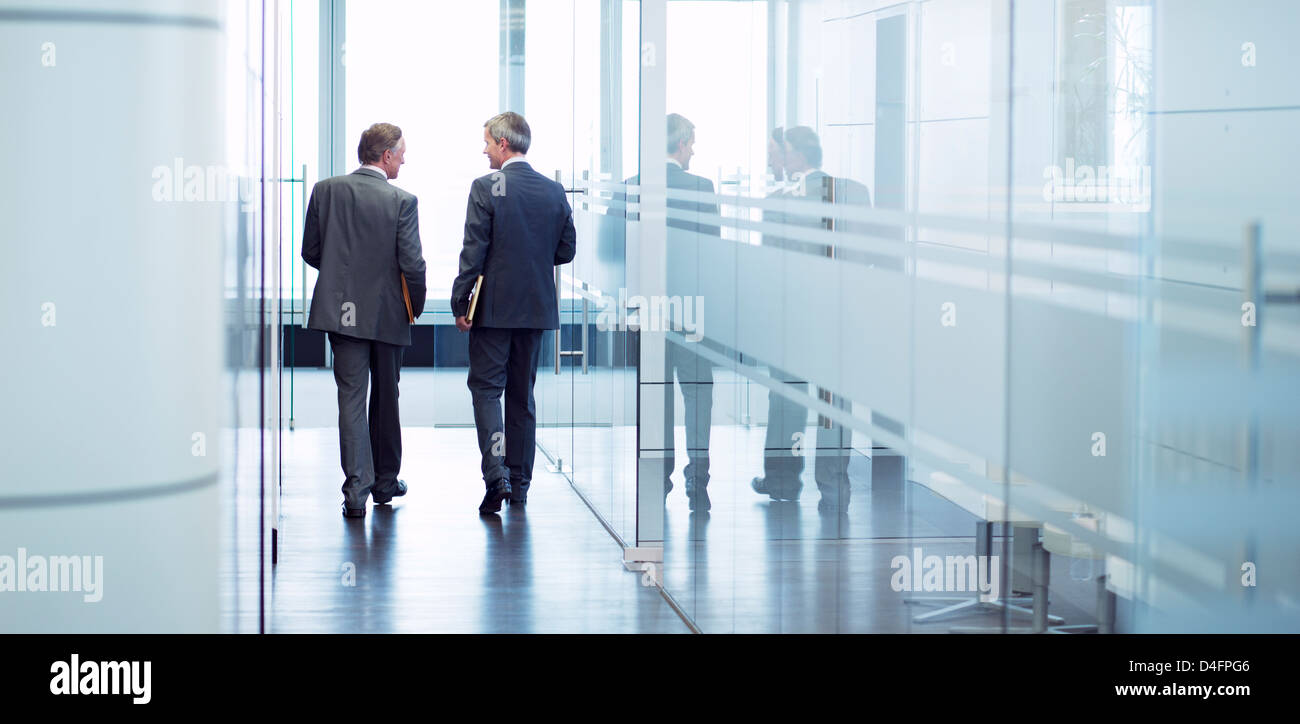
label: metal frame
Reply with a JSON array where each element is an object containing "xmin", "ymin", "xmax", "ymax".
[
  {"xmin": 500, "ymin": 0, "xmax": 525, "ymax": 113},
  {"xmin": 904, "ymin": 522, "xmax": 1066, "ymax": 627},
  {"xmin": 632, "ymin": 0, "xmax": 668, "ymax": 555},
  {"xmin": 316, "ymin": 0, "xmax": 345, "ymax": 371},
  {"xmin": 320, "ymin": 0, "xmax": 345, "ymax": 180}
]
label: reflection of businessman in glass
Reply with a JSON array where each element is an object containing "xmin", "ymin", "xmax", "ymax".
[
  {"xmin": 629, "ymin": 114, "xmax": 720, "ymax": 512},
  {"xmin": 665, "ymin": 114, "xmax": 721, "ymax": 513},
  {"xmin": 752, "ymin": 126, "xmax": 866, "ymax": 513},
  {"xmin": 768, "ymin": 127, "xmax": 786, "ymax": 185}
]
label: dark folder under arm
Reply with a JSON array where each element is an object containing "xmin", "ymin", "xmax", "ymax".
[
  {"xmin": 401, "ymin": 275, "xmax": 415, "ymax": 323},
  {"xmin": 467, "ymin": 275, "xmax": 484, "ymax": 322}
]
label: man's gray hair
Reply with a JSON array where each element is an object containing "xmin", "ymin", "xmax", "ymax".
[
  {"xmin": 484, "ymin": 111, "xmax": 531, "ymax": 154},
  {"xmin": 667, "ymin": 113, "xmax": 695, "ymax": 154}
]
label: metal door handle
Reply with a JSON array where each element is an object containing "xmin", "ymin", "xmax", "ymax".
[{"xmin": 555, "ymin": 271, "xmax": 589, "ymax": 375}]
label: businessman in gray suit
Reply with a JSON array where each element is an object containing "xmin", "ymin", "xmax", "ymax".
[
  {"xmin": 452, "ymin": 111, "xmax": 577, "ymax": 514},
  {"xmin": 303, "ymin": 122, "xmax": 427, "ymax": 519},
  {"xmin": 753, "ymin": 125, "xmax": 866, "ymax": 514}
]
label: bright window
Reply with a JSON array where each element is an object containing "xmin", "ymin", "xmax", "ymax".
[{"xmin": 346, "ymin": 1, "xmax": 501, "ymax": 300}]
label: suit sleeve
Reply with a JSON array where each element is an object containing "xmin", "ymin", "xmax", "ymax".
[
  {"xmin": 397, "ymin": 193, "xmax": 427, "ymax": 319},
  {"xmin": 554, "ymin": 189, "xmax": 577, "ymax": 265},
  {"xmin": 301, "ymin": 185, "xmax": 322, "ymax": 269},
  {"xmin": 700, "ymin": 178, "xmax": 722, "ymax": 237},
  {"xmin": 451, "ymin": 179, "xmax": 492, "ymax": 317}
]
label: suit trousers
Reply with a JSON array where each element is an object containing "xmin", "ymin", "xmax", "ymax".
[
  {"xmin": 467, "ymin": 327, "xmax": 544, "ymax": 493},
  {"xmin": 664, "ymin": 339, "xmax": 714, "ymax": 492},
  {"xmin": 761, "ymin": 365, "xmax": 852, "ymax": 508},
  {"xmin": 328, "ymin": 332, "xmax": 404, "ymax": 507}
]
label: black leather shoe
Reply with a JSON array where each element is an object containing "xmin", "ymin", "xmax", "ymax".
[
  {"xmin": 817, "ymin": 485, "xmax": 850, "ymax": 514},
  {"xmin": 478, "ymin": 482, "xmax": 511, "ymax": 514},
  {"xmin": 342, "ymin": 505, "xmax": 366, "ymax": 519},
  {"xmin": 372, "ymin": 479, "xmax": 408, "ymax": 505},
  {"xmin": 751, "ymin": 476, "xmax": 801, "ymax": 502},
  {"xmin": 686, "ymin": 485, "xmax": 711, "ymax": 512},
  {"xmin": 508, "ymin": 480, "xmax": 529, "ymax": 505}
]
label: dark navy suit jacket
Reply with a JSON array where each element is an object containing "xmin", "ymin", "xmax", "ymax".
[
  {"xmin": 623, "ymin": 162, "xmax": 722, "ymax": 334},
  {"xmin": 451, "ymin": 160, "xmax": 577, "ymax": 329}
]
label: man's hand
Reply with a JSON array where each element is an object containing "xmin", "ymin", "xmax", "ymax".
[{"xmin": 455, "ymin": 315, "xmax": 472, "ymax": 332}]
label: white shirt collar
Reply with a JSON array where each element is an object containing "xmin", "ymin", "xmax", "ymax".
[
  {"xmin": 788, "ymin": 168, "xmax": 820, "ymax": 183},
  {"xmin": 361, "ymin": 164, "xmax": 388, "ymax": 179},
  {"xmin": 666, "ymin": 157, "xmax": 683, "ymax": 169},
  {"xmin": 502, "ymin": 155, "xmax": 528, "ymax": 168},
  {"xmin": 786, "ymin": 167, "xmax": 824, "ymax": 196}
]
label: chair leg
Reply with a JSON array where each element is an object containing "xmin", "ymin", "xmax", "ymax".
[
  {"xmin": 1097, "ymin": 572, "xmax": 1117, "ymax": 634},
  {"xmin": 1032, "ymin": 541, "xmax": 1049, "ymax": 633}
]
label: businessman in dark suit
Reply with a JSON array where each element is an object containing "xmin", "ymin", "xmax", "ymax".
[
  {"xmin": 452, "ymin": 111, "xmax": 577, "ymax": 514},
  {"xmin": 303, "ymin": 122, "xmax": 427, "ymax": 519}
]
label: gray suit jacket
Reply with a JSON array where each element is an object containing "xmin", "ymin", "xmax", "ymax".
[
  {"xmin": 761, "ymin": 169, "xmax": 895, "ymax": 267},
  {"xmin": 302, "ymin": 167, "xmax": 427, "ymax": 346},
  {"xmin": 451, "ymin": 161, "xmax": 576, "ymax": 329}
]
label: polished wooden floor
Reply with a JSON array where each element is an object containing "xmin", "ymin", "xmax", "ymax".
[
  {"xmin": 226, "ymin": 427, "xmax": 689, "ymax": 633},
  {"xmin": 223, "ymin": 371, "xmax": 1102, "ymax": 634}
]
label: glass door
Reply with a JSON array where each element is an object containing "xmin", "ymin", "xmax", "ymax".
[
  {"xmin": 521, "ymin": 0, "xmax": 576, "ymax": 489},
  {"xmin": 526, "ymin": 0, "xmax": 641, "ymax": 541}
]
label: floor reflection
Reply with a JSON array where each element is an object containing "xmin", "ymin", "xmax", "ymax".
[
  {"xmin": 231, "ymin": 427, "xmax": 687, "ymax": 633},
  {"xmin": 657, "ymin": 425, "xmax": 1101, "ymax": 633}
]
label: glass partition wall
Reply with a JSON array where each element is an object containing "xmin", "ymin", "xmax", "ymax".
[
  {"xmin": 526, "ymin": 0, "xmax": 643, "ymax": 546},
  {"xmin": 650, "ymin": 0, "xmax": 1299, "ymax": 633}
]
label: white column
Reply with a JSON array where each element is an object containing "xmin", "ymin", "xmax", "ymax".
[{"xmin": 0, "ymin": 1, "xmax": 226, "ymax": 632}]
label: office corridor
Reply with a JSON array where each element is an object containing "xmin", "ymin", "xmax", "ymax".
[
  {"xmin": 224, "ymin": 427, "xmax": 688, "ymax": 634},
  {"xmin": 6, "ymin": 0, "xmax": 1295, "ymax": 643}
]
